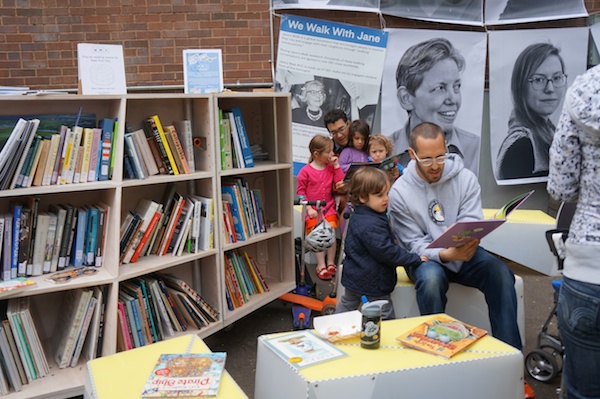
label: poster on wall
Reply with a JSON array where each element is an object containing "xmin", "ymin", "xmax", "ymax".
[
  {"xmin": 274, "ymin": 15, "xmax": 388, "ymax": 175},
  {"xmin": 381, "ymin": 0, "xmax": 483, "ymax": 26},
  {"xmin": 183, "ymin": 49, "xmax": 224, "ymax": 94},
  {"xmin": 380, "ymin": 29, "xmax": 486, "ymax": 176},
  {"xmin": 488, "ymin": 27, "xmax": 588, "ymax": 185},
  {"xmin": 77, "ymin": 43, "xmax": 127, "ymax": 95},
  {"xmin": 485, "ymin": 0, "xmax": 587, "ymax": 25}
]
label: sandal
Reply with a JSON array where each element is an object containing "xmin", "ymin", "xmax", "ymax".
[
  {"xmin": 316, "ymin": 266, "xmax": 332, "ymax": 280},
  {"xmin": 326, "ymin": 264, "xmax": 337, "ymax": 276}
]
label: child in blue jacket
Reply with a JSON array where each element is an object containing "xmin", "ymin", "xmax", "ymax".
[{"xmin": 335, "ymin": 167, "xmax": 426, "ymax": 319}]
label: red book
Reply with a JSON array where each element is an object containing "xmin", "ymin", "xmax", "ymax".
[{"xmin": 130, "ymin": 211, "xmax": 161, "ymax": 263}]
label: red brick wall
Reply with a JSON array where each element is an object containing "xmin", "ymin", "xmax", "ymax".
[{"xmin": 0, "ymin": 0, "xmax": 598, "ymax": 90}]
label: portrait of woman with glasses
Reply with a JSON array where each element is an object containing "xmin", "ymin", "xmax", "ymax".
[
  {"xmin": 495, "ymin": 43, "xmax": 568, "ymax": 180},
  {"xmin": 291, "ymin": 79, "xmax": 328, "ymax": 127}
]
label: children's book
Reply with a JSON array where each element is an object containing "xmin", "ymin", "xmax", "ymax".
[
  {"xmin": 396, "ymin": 314, "xmax": 487, "ymax": 359},
  {"xmin": 141, "ymin": 352, "xmax": 226, "ymax": 398},
  {"xmin": 344, "ymin": 151, "xmax": 404, "ymax": 182},
  {"xmin": 426, "ymin": 190, "xmax": 534, "ymax": 249},
  {"xmin": 0, "ymin": 278, "xmax": 36, "ymax": 300},
  {"xmin": 261, "ymin": 330, "xmax": 346, "ymax": 369}
]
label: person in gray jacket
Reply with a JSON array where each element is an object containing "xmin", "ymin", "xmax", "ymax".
[
  {"xmin": 547, "ymin": 64, "xmax": 600, "ymax": 399},
  {"xmin": 388, "ymin": 122, "xmax": 521, "ymax": 350}
]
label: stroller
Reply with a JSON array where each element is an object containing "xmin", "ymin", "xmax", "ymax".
[{"xmin": 524, "ymin": 202, "xmax": 576, "ymax": 395}]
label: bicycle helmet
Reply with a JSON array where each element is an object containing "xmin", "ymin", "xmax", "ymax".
[{"xmin": 304, "ymin": 219, "xmax": 336, "ymax": 252}]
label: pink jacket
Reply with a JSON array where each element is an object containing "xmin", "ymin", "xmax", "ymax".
[{"xmin": 296, "ymin": 163, "xmax": 344, "ymax": 220}]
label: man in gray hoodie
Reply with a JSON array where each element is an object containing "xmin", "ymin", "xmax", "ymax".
[{"xmin": 388, "ymin": 122, "xmax": 522, "ymax": 351}]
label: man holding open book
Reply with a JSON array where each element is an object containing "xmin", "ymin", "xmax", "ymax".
[{"xmin": 388, "ymin": 123, "xmax": 523, "ymax": 353}]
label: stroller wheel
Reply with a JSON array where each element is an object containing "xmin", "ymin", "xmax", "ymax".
[
  {"xmin": 525, "ymin": 349, "xmax": 559, "ymax": 382},
  {"xmin": 540, "ymin": 343, "xmax": 564, "ymax": 372},
  {"xmin": 321, "ymin": 303, "xmax": 336, "ymax": 315}
]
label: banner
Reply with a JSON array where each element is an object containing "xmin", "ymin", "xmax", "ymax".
[
  {"xmin": 488, "ymin": 27, "xmax": 588, "ymax": 185},
  {"xmin": 485, "ymin": 0, "xmax": 587, "ymax": 25},
  {"xmin": 275, "ymin": 15, "xmax": 388, "ymax": 174}
]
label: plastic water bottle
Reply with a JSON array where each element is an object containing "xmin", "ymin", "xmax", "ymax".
[{"xmin": 360, "ymin": 296, "xmax": 388, "ymax": 349}]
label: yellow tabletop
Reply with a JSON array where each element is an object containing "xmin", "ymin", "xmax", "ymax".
[
  {"xmin": 482, "ymin": 208, "xmax": 555, "ymax": 224},
  {"xmin": 86, "ymin": 334, "xmax": 248, "ymax": 399}
]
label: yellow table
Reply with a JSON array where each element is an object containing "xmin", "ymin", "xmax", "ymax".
[
  {"xmin": 481, "ymin": 209, "xmax": 557, "ymax": 275},
  {"xmin": 255, "ymin": 315, "xmax": 523, "ymax": 399},
  {"xmin": 84, "ymin": 334, "xmax": 248, "ymax": 399}
]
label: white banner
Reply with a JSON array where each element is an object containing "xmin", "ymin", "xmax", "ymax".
[
  {"xmin": 485, "ymin": 0, "xmax": 587, "ymax": 25},
  {"xmin": 274, "ymin": 15, "xmax": 388, "ymax": 174},
  {"xmin": 488, "ymin": 27, "xmax": 588, "ymax": 185}
]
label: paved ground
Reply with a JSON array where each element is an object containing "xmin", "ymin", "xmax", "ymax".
[{"xmin": 204, "ymin": 259, "xmax": 564, "ymax": 399}]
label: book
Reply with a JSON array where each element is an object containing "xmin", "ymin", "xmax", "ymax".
[
  {"xmin": 42, "ymin": 211, "xmax": 58, "ymax": 273},
  {"xmin": 164, "ymin": 124, "xmax": 190, "ymax": 174},
  {"xmin": 69, "ymin": 295, "xmax": 97, "ymax": 367},
  {"xmin": 160, "ymin": 273, "xmax": 219, "ymax": 323},
  {"xmin": 224, "ymin": 110, "xmax": 244, "ymax": 168},
  {"xmin": 131, "ymin": 129, "xmax": 159, "ymax": 176},
  {"xmin": 141, "ymin": 352, "xmax": 226, "ymax": 398},
  {"xmin": 150, "ymin": 115, "xmax": 179, "ymax": 175},
  {"xmin": 7, "ymin": 119, "xmax": 39, "ymax": 190},
  {"xmin": 53, "ymin": 288, "xmax": 94, "ymax": 368},
  {"xmin": 31, "ymin": 138, "xmax": 51, "ymax": 187},
  {"xmin": 124, "ymin": 132, "xmax": 147, "ymax": 179},
  {"xmin": 84, "ymin": 205, "xmax": 100, "ymax": 266},
  {"xmin": 42, "ymin": 133, "xmax": 61, "ymax": 186},
  {"xmin": 2, "ymin": 214, "xmax": 12, "ymax": 281},
  {"xmin": 83, "ymin": 286, "xmax": 105, "ymax": 361},
  {"xmin": 146, "ymin": 134, "xmax": 167, "ymax": 175},
  {"xmin": 426, "ymin": 190, "xmax": 535, "ymax": 249},
  {"xmin": 175, "ymin": 119, "xmax": 195, "ymax": 172},
  {"xmin": 0, "ymin": 323, "xmax": 23, "ymax": 392},
  {"xmin": 78, "ymin": 127, "xmax": 94, "ymax": 183},
  {"xmin": 343, "ymin": 151, "xmax": 404, "ymax": 182},
  {"xmin": 62, "ymin": 125, "xmax": 83, "ymax": 184},
  {"xmin": 0, "ymin": 119, "xmax": 27, "ymax": 183},
  {"xmin": 87, "ymin": 127, "xmax": 102, "ymax": 182},
  {"xmin": 0, "ymin": 278, "xmax": 36, "ymax": 300},
  {"xmin": 396, "ymin": 314, "xmax": 488, "ymax": 359},
  {"xmin": 98, "ymin": 118, "xmax": 114, "ymax": 181},
  {"xmin": 144, "ymin": 117, "xmax": 174, "ymax": 175},
  {"xmin": 261, "ymin": 330, "xmax": 346, "ymax": 369},
  {"xmin": 30, "ymin": 212, "xmax": 50, "ymax": 276},
  {"xmin": 71, "ymin": 207, "xmax": 88, "ymax": 267},
  {"xmin": 229, "ymin": 107, "xmax": 254, "ymax": 167},
  {"xmin": 123, "ymin": 199, "xmax": 160, "ymax": 264}
]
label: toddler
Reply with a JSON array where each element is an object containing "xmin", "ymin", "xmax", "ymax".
[
  {"xmin": 368, "ymin": 134, "xmax": 401, "ymax": 181},
  {"xmin": 296, "ymin": 135, "xmax": 344, "ymax": 280},
  {"xmin": 335, "ymin": 167, "xmax": 426, "ymax": 319}
]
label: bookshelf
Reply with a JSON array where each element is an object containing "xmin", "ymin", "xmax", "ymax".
[{"xmin": 0, "ymin": 92, "xmax": 294, "ymax": 399}]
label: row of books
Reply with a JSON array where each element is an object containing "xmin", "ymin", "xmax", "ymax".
[
  {"xmin": 123, "ymin": 116, "xmax": 196, "ymax": 180},
  {"xmin": 224, "ymin": 249, "xmax": 269, "ymax": 310},
  {"xmin": 0, "ymin": 197, "xmax": 109, "ymax": 281},
  {"xmin": 117, "ymin": 273, "xmax": 219, "ymax": 351},
  {"xmin": 0, "ymin": 297, "xmax": 50, "ymax": 394},
  {"xmin": 221, "ymin": 177, "xmax": 267, "ymax": 244},
  {"xmin": 218, "ymin": 107, "xmax": 255, "ymax": 170},
  {"xmin": 53, "ymin": 286, "xmax": 107, "ymax": 370},
  {"xmin": 0, "ymin": 117, "xmax": 117, "ymax": 191},
  {"xmin": 119, "ymin": 183, "xmax": 213, "ymax": 265}
]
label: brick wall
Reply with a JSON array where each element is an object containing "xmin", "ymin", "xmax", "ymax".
[{"xmin": 0, "ymin": 0, "xmax": 598, "ymax": 91}]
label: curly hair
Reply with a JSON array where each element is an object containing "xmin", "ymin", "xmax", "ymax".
[{"xmin": 368, "ymin": 134, "xmax": 394, "ymax": 156}]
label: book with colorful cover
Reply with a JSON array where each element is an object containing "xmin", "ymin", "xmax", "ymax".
[
  {"xmin": 141, "ymin": 352, "xmax": 226, "ymax": 398},
  {"xmin": 396, "ymin": 314, "xmax": 488, "ymax": 359},
  {"xmin": 426, "ymin": 190, "xmax": 535, "ymax": 249},
  {"xmin": 344, "ymin": 151, "xmax": 404, "ymax": 182},
  {"xmin": 261, "ymin": 330, "xmax": 346, "ymax": 369}
]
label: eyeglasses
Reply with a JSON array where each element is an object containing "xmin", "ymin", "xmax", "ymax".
[
  {"xmin": 413, "ymin": 152, "xmax": 448, "ymax": 167},
  {"xmin": 528, "ymin": 74, "xmax": 567, "ymax": 91},
  {"xmin": 306, "ymin": 90, "xmax": 325, "ymax": 97},
  {"xmin": 329, "ymin": 121, "xmax": 348, "ymax": 137}
]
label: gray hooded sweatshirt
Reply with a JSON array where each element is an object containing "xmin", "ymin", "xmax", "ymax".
[
  {"xmin": 388, "ymin": 153, "xmax": 482, "ymax": 273},
  {"xmin": 547, "ymin": 64, "xmax": 600, "ymax": 285}
]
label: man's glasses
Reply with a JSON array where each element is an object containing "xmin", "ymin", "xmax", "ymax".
[
  {"xmin": 413, "ymin": 152, "xmax": 448, "ymax": 167},
  {"xmin": 329, "ymin": 121, "xmax": 348, "ymax": 137},
  {"xmin": 528, "ymin": 74, "xmax": 567, "ymax": 91}
]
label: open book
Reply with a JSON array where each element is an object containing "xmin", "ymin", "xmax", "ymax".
[
  {"xmin": 426, "ymin": 190, "xmax": 534, "ymax": 249},
  {"xmin": 396, "ymin": 314, "xmax": 487, "ymax": 359},
  {"xmin": 344, "ymin": 152, "xmax": 404, "ymax": 182}
]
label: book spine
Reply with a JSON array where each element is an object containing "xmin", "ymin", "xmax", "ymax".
[
  {"xmin": 10, "ymin": 204, "xmax": 22, "ymax": 279},
  {"xmin": 71, "ymin": 208, "xmax": 87, "ymax": 267},
  {"xmin": 42, "ymin": 134, "xmax": 61, "ymax": 186},
  {"xmin": 87, "ymin": 128, "xmax": 101, "ymax": 182},
  {"xmin": 179, "ymin": 119, "xmax": 195, "ymax": 172},
  {"xmin": 124, "ymin": 133, "xmax": 146, "ymax": 180},
  {"xmin": 231, "ymin": 107, "xmax": 255, "ymax": 167},
  {"xmin": 51, "ymin": 126, "xmax": 68, "ymax": 185},
  {"xmin": 165, "ymin": 125, "xmax": 190, "ymax": 174},
  {"xmin": 130, "ymin": 211, "xmax": 160, "ymax": 263},
  {"xmin": 98, "ymin": 118, "xmax": 114, "ymax": 181},
  {"xmin": 151, "ymin": 115, "xmax": 179, "ymax": 175},
  {"xmin": 42, "ymin": 213, "xmax": 57, "ymax": 274},
  {"xmin": 146, "ymin": 135, "xmax": 167, "ymax": 174},
  {"xmin": 79, "ymin": 128, "xmax": 94, "ymax": 183},
  {"xmin": 144, "ymin": 117, "xmax": 174, "ymax": 175},
  {"xmin": 116, "ymin": 301, "xmax": 133, "ymax": 351},
  {"xmin": 58, "ymin": 205, "xmax": 75, "ymax": 270}
]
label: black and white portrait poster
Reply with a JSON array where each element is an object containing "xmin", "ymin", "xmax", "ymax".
[
  {"xmin": 380, "ymin": 29, "xmax": 486, "ymax": 175},
  {"xmin": 485, "ymin": 0, "xmax": 587, "ymax": 25},
  {"xmin": 489, "ymin": 28, "xmax": 588, "ymax": 185},
  {"xmin": 274, "ymin": 15, "xmax": 388, "ymax": 175},
  {"xmin": 381, "ymin": 0, "xmax": 483, "ymax": 26}
]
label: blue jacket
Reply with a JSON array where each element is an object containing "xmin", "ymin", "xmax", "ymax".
[{"xmin": 341, "ymin": 205, "xmax": 422, "ymax": 296}]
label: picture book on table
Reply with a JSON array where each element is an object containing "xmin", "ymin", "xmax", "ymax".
[
  {"xmin": 426, "ymin": 189, "xmax": 534, "ymax": 249},
  {"xmin": 261, "ymin": 330, "xmax": 346, "ymax": 369},
  {"xmin": 396, "ymin": 314, "xmax": 487, "ymax": 359},
  {"xmin": 141, "ymin": 352, "xmax": 226, "ymax": 398},
  {"xmin": 344, "ymin": 151, "xmax": 404, "ymax": 182}
]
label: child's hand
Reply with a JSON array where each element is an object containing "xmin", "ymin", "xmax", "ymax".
[
  {"xmin": 307, "ymin": 207, "xmax": 318, "ymax": 219},
  {"xmin": 389, "ymin": 167, "xmax": 400, "ymax": 181},
  {"xmin": 420, "ymin": 255, "xmax": 429, "ymax": 262},
  {"xmin": 330, "ymin": 154, "xmax": 340, "ymax": 168}
]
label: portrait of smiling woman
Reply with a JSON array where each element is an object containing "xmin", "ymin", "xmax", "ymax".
[
  {"xmin": 496, "ymin": 43, "xmax": 567, "ymax": 180},
  {"xmin": 291, "ymin": 79, "xmax": 328, "ymax": 127}
]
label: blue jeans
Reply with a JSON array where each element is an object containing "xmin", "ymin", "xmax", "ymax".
[
  {"xmin": 558, "ymin": 277, "xmax": 600, "ymax": 399},
  {"xmin": 405, "ymin": 247, "xmax": 522, "ymax": 350}
]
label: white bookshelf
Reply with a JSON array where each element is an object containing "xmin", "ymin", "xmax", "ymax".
[{"xmin": 0, "ymin": 92, "xmax": 294, "ymax": 399}]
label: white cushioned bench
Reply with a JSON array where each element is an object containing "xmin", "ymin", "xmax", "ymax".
[{"xmin": 337, "ymin": 266, "xmax": 525, "ymax": 345}]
